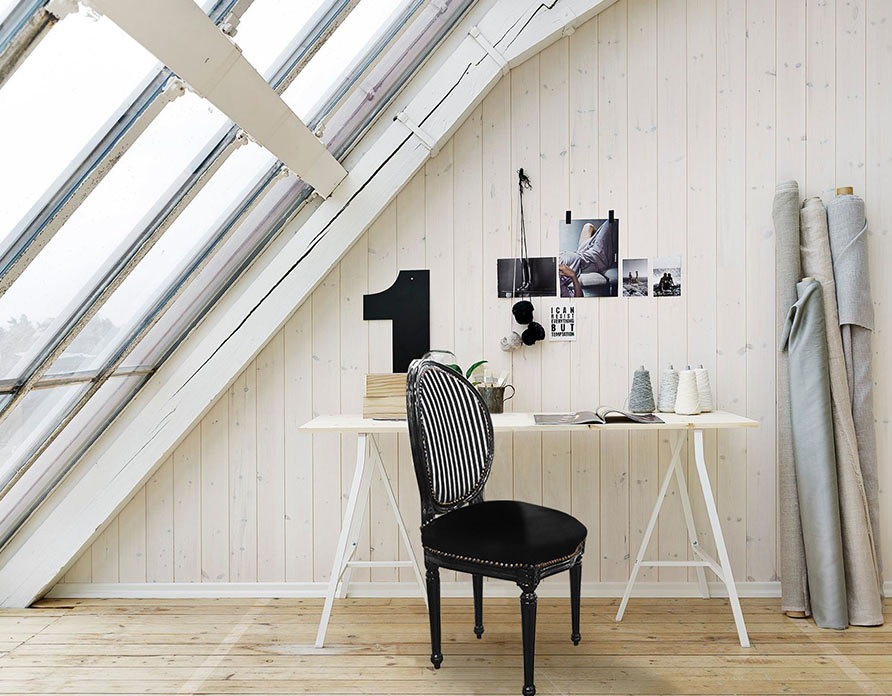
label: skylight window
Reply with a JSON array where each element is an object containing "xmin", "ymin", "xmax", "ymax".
[{"xmin": 0, "ymin": 11, "xmax": 156, "ymax": 259}]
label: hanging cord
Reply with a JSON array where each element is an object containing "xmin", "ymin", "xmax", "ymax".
[{"xmin": 516, "ymin": 168, "xmax": 533, "ymax": 294}]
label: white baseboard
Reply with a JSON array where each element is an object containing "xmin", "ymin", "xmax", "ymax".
[{"xmin": 47, "ymin": 580, "xmax": 786, "ymax": 600}]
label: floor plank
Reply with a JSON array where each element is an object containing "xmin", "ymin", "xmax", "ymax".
[{"xmin": 0, "ymin": 598, "xmax": 888, "ymax": 695}]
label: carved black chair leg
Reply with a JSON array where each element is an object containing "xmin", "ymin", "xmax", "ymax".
[
  {"xmin": 569, "ymin": 560, "xmax": 582, "ymax": 645},
  {"xmin": 518, "ymin": 582, "xmax": 539, "ymax": 696},
  {"xmin": 472, "ymin": 573, "xmax": 484, "ymax": 639},
  {"xmin": 426, "ymin": 564, "xmax": 443, "ymax": 669}
]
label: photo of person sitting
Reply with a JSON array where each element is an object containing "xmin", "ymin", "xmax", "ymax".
[{"xmin": 558, "ymin": 218, "xmax": 619, "ymax": 297}]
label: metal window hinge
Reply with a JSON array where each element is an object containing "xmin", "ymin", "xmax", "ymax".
[
  {"xmin": 468, "ymin": 25, "xmax": 508, "ymax": 76},
  {"xmin": 395, "ymin": 111, "xmax": 439, "ymax": 157}
]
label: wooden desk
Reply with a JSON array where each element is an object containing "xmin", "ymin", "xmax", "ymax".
[{"xmin": 301, "ymin": 411, "xmax": 758, "ymax": 648}]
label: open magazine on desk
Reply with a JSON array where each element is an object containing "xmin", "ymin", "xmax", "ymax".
[{"xmin": 534, "ymin": 408, "xmax": 664, "ymax": 425}]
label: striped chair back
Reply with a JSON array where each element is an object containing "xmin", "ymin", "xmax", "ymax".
[{"xmin": 406, "ymin": 359, "xmax": 495, "ymax": 523}]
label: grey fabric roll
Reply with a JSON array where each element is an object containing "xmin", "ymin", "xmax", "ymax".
[
  {"xmin": 773, "ymin": 180, "xmax": 809, "ymax": 614},
  {"xmin": 779, "ymin": 279, "xmax": 848, "ymax": 629},
  {"xmin": 827, "ymin": 194, "xmax": 884, "ymax": 622}
]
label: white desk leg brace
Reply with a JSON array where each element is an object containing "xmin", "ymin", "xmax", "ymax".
[
  {"xmin": 315, "ymin": 433, "xmax": 427, "ymax": 648},
  {"xmin": 616, "ymin": 429, "xmax": 750, "ymax": 648}
]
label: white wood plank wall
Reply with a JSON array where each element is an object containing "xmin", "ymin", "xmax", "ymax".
[{"xmin": 58, "ymin": 0, "xmax": 891, "ymax": 591}]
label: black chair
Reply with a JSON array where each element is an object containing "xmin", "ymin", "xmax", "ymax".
[{"xmin": 406, "ymin": 359, "xmax": 587, "ymax": 696}]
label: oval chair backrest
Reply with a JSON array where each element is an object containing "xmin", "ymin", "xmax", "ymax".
[{"xmin": 406, "ymin": 359, "xmax": 495, "ymax": 524}]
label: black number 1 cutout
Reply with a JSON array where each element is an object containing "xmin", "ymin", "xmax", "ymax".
[{"xmin": 363, "ymin": 270, "xmax": 430, "ymax": 373}]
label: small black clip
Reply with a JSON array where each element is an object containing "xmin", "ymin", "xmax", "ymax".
[
  {"xmin": 608, "ymin": 209, "xmax": 615, "ymax": 222},
  {"xmin": 565, "ymin": 210, "xmax": 572, "ymax": 224}
]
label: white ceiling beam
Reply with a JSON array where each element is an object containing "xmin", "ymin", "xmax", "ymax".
[
  {"xmin": 86, "ymin": 0, "xmax": 346, "ymax": 197},
  {"xmin": 0, "ymin": 0, "xmax": 617, "ymax": 608}
]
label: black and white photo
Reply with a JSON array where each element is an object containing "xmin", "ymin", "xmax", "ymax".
[
  {"xmin": 652, "ymin": 255, "xmax": 682, "ymax": 297},
  {"xmin": 622, "ymin": 258, "xmax": 648, "ymax": 297},
  {"xmin": 557, "ymin": 216, "xmax": 619, "ymax": 297},
  {"xmin": 497, "ymin": 257, "xmax": 557, "ymax": 297}
]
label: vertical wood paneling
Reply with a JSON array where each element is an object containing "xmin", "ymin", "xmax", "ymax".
[
  {"xmin": 567, "ymin": 18, "xmax": 600, "ymax": 581},
  {"xmin": 312, "ymin": 270, "xmax": 341, "ymax": 582},
  {"xmin": 480, "ymin": 76, "xmax": 514, "ymax": 518},
  {"xmin": 283, "ymin": 304, "xmax": 314, "ymax": 581},
  {"xmin": 70, "ymin": 2, "xmax": 890, "ymax": 596},
  {"xmin": 229, "ymin": 367, "xmax": 257, "ymax": 582},
  {"xmin": 685, "ymin": 0, "xmax": 718, "ymax": 579},
  {"xmin": 370, "ymin": 202, "xmax": 401, "ymax": 583},
  {"xmin": 745, "ymin": 0, "xmax": 777, "ymax": 583},
  {"xmin": 200, "ymin": 398, "xmax": 229, "ymax": 582},
  {"xmin": 145, "ymin": 457, "xmax": 174, "ymax": 582},
  {"xmin": 340, "ymin": 235, "xmax": 371, "ymax": 584},
  {"xmin": 866, "ymin": 0, "xmax": 891, "ymax": 580},
  {"xmin": 597, "ymin": 1, "xmax": 630, "ymax": 583},
  {"xmin": 173, "ymin": 427, "xmax": 201, "ymax": 582},
  {"xmin": 627, "ymin": 0, "xmax": 658, "ymax": 583},
  {"xmin": 257, "ymin": 333, "xmax": 286, "ymax": 581},
  {"xmin": 715, "ymin": 0, "xmax": 749, "ymax": 576},
  {"xmin": 117, "ymin": 488, "xmax": 146, "ymax": 583},
  {"xmin": 510, "ymin": 54, "xmax": 543, "ymax": 509},
  {"xmin": 655, "ymin": 0, "xmax": 689, "ymax": 583}
]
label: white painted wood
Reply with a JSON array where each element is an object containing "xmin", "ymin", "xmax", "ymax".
[
  {"xmin": 655, "ymin": 0, "xmax": 688, "ymax": 584},
  {"xmin": 228, "ymin": 367, "xmax": 257, "ymax": 582},
  {"xmin": 117, "ymin": 487, "xmax": 146, "ymax": 584},
  {"xmin": 597, "ymin": 1, "xmax": 629, "ymax": 583},
  {"xmin": 145, "ymin": 457, "xmax": 174, "ymax": 583},
  {"xmin": 256, "ymin": 333, "xmax": 285, "ymax": 582},
  {"xmin": 19, "ymin": 0, "xmax": 892, "ymax": 608},
  {"xmin": 86, "ymin": 0, "xmax": 346, "ymax": 196},
  {"xmin": 715, "ymin": 0, "xmax": 748, "ymax": 579},
  {"xmin": 744, "ymin": 0, "xmax": 776, "ymax": 586},
  {"xmin": 173, "ymin": 428, "xmax": 201, "ymax": 583},
  {"xmin": 200, "ymin": 398, "xmax": 229, "ymax": 582}
]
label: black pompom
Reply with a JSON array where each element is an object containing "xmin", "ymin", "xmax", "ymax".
[
  {"xmin": 521, "ymin": 321, "xmax": 545, "ymax": 346},
  {"xmin": 512, "ymin": 300, "xmax": 535, "ymax": 325}
]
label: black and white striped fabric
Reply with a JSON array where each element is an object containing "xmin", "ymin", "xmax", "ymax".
[{"xmin": 413, "ymin": 363, "xmax": 493, "ymax": 507}]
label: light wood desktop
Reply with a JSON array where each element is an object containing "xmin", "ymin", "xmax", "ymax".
[{"xmin": 301, "ymin": 410, "xmax": 758, "ymax": 648}]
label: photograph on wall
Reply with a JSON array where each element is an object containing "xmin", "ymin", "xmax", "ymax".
[
  {"xmin": 497, "ymin": 257, "xmax": 557, "ymax": 297},
  {"xmin": 548, "ymin": 303, "xmax": 576, "ymax": 341},
  {"xmin": 622, "ymin": 258, "xmax": 649, "ymax": 297},
  {"xmin": 652, "ymin": 255, "xmax": 682, "ymax": 297},
  {"xmin": 557, "ymin": 216, "xmax": 619, "ymax": 297}
]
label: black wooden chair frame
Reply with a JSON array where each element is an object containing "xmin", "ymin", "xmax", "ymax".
[{"xmin": 406, "ymin": 359, "xmax": 585, "ymax": 696}]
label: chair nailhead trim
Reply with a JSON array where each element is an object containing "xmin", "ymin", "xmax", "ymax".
[{"xmin": 423, "ymin": 539, "xmax": 585, "ymax": 569}]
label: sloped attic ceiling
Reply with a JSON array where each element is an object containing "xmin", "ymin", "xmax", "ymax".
[{"xmin": 0, "ymin": 0, "xmax": 617, "ymax": 607}]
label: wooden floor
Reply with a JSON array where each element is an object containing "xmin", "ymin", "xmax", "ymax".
[{"xmin": 0, "ymin": 597, "xmax": 889, "ymax": 694}]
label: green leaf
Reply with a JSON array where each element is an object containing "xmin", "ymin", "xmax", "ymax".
[
  {"xmin": 446, "ymin": 364, "xmax": 462, "ymax": 375},
  {"xmin": 465, "ymin": 360, "xmax": 488, "ymax": 379}
]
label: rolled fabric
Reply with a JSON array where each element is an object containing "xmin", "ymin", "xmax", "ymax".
[
  {"xmin": 827, "ymin": 194, "xmax": 884, "ymax": 623},
  {"xmin": 773, "ymin": 180, "xmax": 809, "ymax": 615},
  {"xmin": 779, "ymin": 279, "xmax": 848, "ymax": 629}
]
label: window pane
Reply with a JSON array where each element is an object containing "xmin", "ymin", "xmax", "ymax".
[
  {"xmin": 282, "ymin": 0, "xmax": 409, "ymax": 119},
  {"xmin": 48, "ymin": 142, "xmax": 277, "ymax": 374},
  {"xmin": 0, "ymin": 11, "xmax": 157, "ymax": 254},
  {"xmin": 0, "ymin": 383, "xmax": 87, "ymax": 488},
  {"xmin": 235, "ymin": 0, "xmax": 325, "ymax": 77},
  {"xmin": 0, "ymin": 375, "xmax": 143, "ymax": 547},
  {"xmin": 0, "ymin": 93, "xmax": 229, "ymax": 379}
]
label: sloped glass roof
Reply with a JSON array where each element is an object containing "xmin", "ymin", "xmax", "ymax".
[{"xmin": 0, "ymin": 0, "xmax": 474, "ymax": 548}]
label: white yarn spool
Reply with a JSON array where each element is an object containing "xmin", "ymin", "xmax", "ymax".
[
  {"xmin": 657, "ymin": 364, "xmax": 679, "ymax": 412},
  {"xmin": 674, "ymin": 367, "xmax": 701, "ymax": 415},
  {"xmin": 694, "ymin": 365, "xmax": 713, "ymax": 412}
]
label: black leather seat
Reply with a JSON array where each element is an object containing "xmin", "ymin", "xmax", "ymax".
[{"xmin": 422, "ymin": 500, "xmax": 586, "ymax": 568}]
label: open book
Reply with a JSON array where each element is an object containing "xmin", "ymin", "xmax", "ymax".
[{"xmin": 534, "ymin": 408, "xmax": 664, "ymax": 425}]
